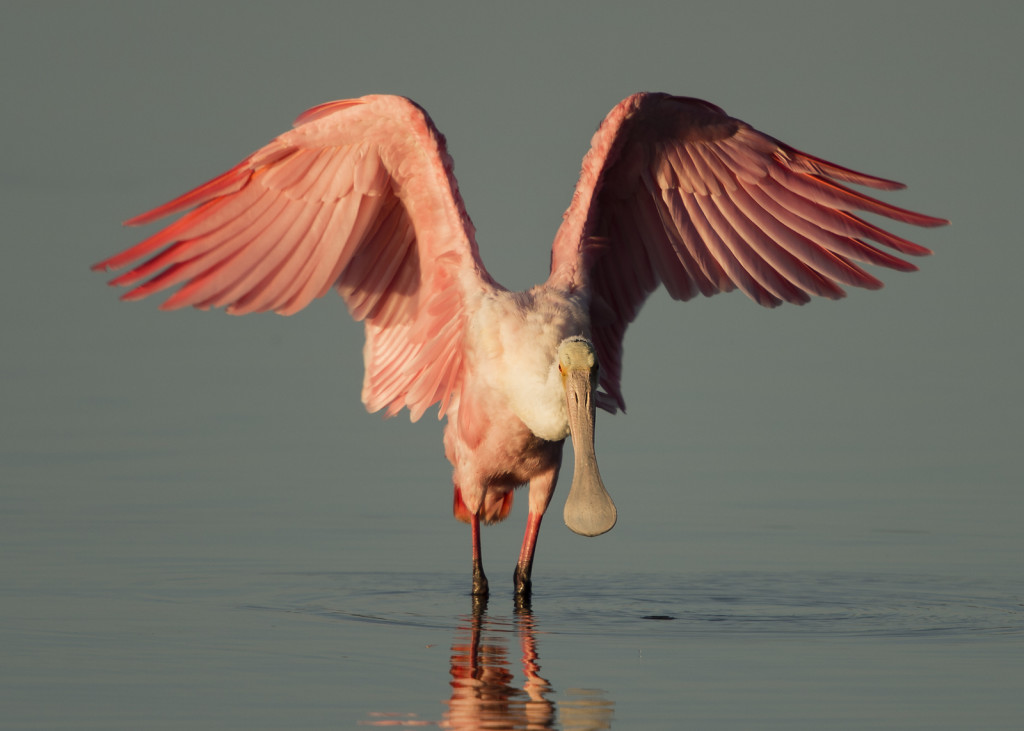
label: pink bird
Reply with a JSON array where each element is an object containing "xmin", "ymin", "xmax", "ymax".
[{"xmin": 94, "ymin": 93, "xmax": 946, "ymax": 599}]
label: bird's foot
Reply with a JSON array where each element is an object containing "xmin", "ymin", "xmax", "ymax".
[
  {"xmin": 513, "ymin": 564, "xmax": 532, "ymax": 600},
  {"xmin": 472, "ymin": 563, "xmax": 489, "ymax": 598}
]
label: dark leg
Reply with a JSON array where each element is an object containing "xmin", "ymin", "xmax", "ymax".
[{"xmin": 471, "ymin": 512, "xmax": 489, "ymax": 598}]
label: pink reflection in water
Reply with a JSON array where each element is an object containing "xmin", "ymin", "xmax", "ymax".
[{"xmin": 360, "ymin": 603, "xmax": 613, "ymax": 729}]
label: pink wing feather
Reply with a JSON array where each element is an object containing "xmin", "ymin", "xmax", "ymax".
[
  {"xmin": 94, "ymin": 95, "xmax": 496, "ymax": 422},
  {"xmin": 549, "ymin": 93, "xmax": 948, "ymax": 414}
]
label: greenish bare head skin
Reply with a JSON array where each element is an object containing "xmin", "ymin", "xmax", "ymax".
[
  {"xmin": 558, "ymin": 336, "xmax": 617, "ymax": 537},
  {"xmin": 557, "ymin": 335, "xmax": 598, "ymax": 373}
]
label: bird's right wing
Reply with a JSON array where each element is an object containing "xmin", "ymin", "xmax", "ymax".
[
  {"xmin": 94, "ymin": 95, "xmax": 498, "ymax": 421},
  {"xmin": 549, "ymin": 93, "xmax": 947, "ymax": 413}
]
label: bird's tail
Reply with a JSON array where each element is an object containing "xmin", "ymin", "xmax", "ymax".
[{"xmin": 453, "ymin": 486, "xmax": 514, "ymax": 525}]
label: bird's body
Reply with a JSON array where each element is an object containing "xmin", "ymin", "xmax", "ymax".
[
  {"xmin": 94, "ymin": 93, "xmax": 946, "ymax": 600},
  {"xmin": 444, "ymin": 286, "xmax": 598, "ymax": 595}
]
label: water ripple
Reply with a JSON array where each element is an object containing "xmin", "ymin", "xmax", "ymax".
[{"xmin": 245, "ymin": 570, "xmax": 1023, "ymax": 640}]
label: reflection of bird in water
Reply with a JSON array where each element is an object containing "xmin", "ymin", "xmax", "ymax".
[
  {"xmin": 445, "ymin": 606, "xmax": 554, "ymax": 729},
  {"xmin": 358, "ymin": 602, "xmax": 613, "ymax": 729},
  {"xmin": 94, "ymin": 94, "xmax": 946, "ymax": 598},
  {"xmin": 443, "ymin": 603, "xmax": 613, "ymax": 730}
]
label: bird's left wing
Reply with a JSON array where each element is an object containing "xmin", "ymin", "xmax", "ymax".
[
  {"xmin": 548, "ymin": 93, "xmax": 947, "ymax": 413},
  {"xmin": 94, "ymin": 95, "xmax": 497, "ymax": 421}
]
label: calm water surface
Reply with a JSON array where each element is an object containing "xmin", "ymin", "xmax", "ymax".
[{"xmin": 5, "ymin": 479, "xmax": 1022, "ymax": 730}]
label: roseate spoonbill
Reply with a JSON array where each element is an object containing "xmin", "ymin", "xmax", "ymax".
[{"xmin": 94, "ymin": 93, "xmax": 946, "ymax": 598}]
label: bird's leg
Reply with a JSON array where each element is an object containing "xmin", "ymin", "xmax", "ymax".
[
  {"xmin": 514, "ymin": 459, "xmax": 560, "ymax": 599},
  {"xmin": 513, "ymin": 511, "xmax": 544, "ymax": 599},
  {"xmin": 471, "ymin": 512, "xmax": 489, "ymax": 598}
]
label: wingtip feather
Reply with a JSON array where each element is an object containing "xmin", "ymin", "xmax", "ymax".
[{"xmin": 124, "ymin": 162, "xmax": 252, "ymax": 227}]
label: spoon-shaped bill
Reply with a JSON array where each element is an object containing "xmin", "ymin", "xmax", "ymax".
[{"xmin": 562, "ymin": 366, "xmax": 617, "ymax": 536}]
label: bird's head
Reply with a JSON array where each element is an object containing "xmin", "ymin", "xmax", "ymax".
[{"xmin": 557, "ymin": 336, "xmax": 617, "ymax": 537}]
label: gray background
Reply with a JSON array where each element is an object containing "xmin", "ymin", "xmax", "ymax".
[{"xmin": 2, "ymin": 2, "xmax": 1022, "ymax": 727}]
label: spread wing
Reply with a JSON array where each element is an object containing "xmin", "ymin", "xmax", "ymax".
[
  {"xmin": 548, "ymin": 92, "xmax": 948, "ymax": 413},
  {"xmin": 94, "ymin": 95, "xmax": 497, "ymax": 421}
]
